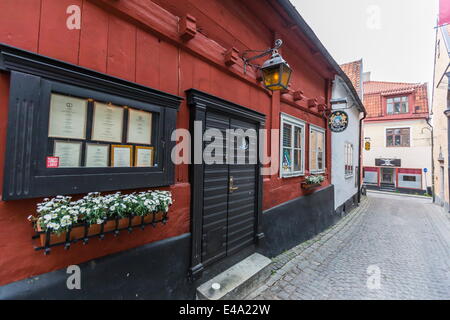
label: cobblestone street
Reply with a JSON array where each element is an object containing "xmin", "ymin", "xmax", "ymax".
[{"xmin": 249, "ymin": 192, "xmax": 450, "ymax": 300}]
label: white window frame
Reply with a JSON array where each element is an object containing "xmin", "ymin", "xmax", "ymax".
[
  {"xmin": 344, "ymin": 142, "xmax": 354, "ymax": 178},
  {"xmin": 309, "ymin": 125, "xmax": 326, "ymax": 174},
  {"xmin": 280, "ymin": 113, "xmax": 305, "ymax": 178},
  {"xmin": 386, "ymin": 96, "xmax": 409, "ymax": 114}
]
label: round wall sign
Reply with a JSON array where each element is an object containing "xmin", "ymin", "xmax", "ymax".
[{"xmin": 328, "ymin": 110, "xmax": 349, "ymax": 132}]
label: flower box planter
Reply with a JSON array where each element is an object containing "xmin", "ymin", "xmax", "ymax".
[
  {"xmin": 34, "ymin": 211, "xmax": 168, "ymax": 251},
  {"xmin": 31, "ymin": 190, "xmax": 172, "ymax": 254},
  {"xmin": 301, "ymin": 183, "xmax": 322, "ymax": 190}
]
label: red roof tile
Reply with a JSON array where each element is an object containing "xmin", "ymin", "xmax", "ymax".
[
  {"xmin": 363, "ymin": 81, "xmax": 429, "ymax": 119},
  {"xmin": 340, "ymin": 60, "xmax": 362, "ymax": 98}
]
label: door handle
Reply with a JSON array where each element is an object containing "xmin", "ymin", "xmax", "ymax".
[{"xmin": 229, "ymin": 176, "xmax": 239, "ymax": 193}]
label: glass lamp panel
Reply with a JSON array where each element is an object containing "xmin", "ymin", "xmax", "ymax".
[
  {"xmin": 280, "ymin": 64, "xmax": 292, "ymax": 89},
  {"xmin": 262, "ymin": 66, "xmax": 281, "ymax": 88}
]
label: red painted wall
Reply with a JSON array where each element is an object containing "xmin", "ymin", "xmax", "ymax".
[{"xmin": 0, "ymin": 0, "xmax": 336, "ymax": 285}]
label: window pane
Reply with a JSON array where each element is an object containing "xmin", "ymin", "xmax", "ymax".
[
  {"xmin": 403, "ymin": 134, "xmax": 410, "ymax": 147},
  {"xmin": 294, "ymin": 126, "xmax": 302, "ymax": 148},
  {"xmin": 394, "ymin": 97, "xmax": 401, "ymax": 102},
  {"xmin": 387, "ymin": 103, "xmax": 393, "ymax": 114},
  {"xmin": 387, "ymin": 135, "xmax": 393, "ymax": 146},
  {"xmin": 293, "ymin": 149, "xmax": 301, "ymax": 172},
  {"xmin": 283, "ymin": 123, "xmax": 292, "ymax": 147},
  {"xmin": 395, "ymin": 135, "xmax": 401, "ymax": 145},
  {"xmin": 401, "ymin": 102, "xmax": 408, "ymax": 113},
  {"xmin": 282, "ymin": 147, "xmax": 292, "ymax": 172},
  {"xmin": 310, "ymin": 150, "xmax": 317, "ymax": 171},
  {"xmin": 402, "ymin": 97, "xmax": 408, "ymax": 102},
  {"xmin": 317, "ymin": 131, "xmax": 324, "ymax": 150},
  {"xmin": 394, "ymin": 103, "xmax": 400, "ymax": 112},
  {"xmin": 310, "ymin": 130, "xmax": 317, "ymax": 150},
  {"xmin": 317, "ymin": 151, "xmax": 323, "ymax": 169},
  {"xmin": 386, "ymin": 129, "xmax": 393, "ymax": 135}
]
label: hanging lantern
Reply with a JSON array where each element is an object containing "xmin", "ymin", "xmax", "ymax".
[
  {"xmin": 260, "ymin": 50, "xmax": 292, "ymax": 91},
  {"xmin": 242, "ymin": 39, "xmax": 292, "ymax": 91}
]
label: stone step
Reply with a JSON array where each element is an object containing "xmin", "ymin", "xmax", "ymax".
[{"xmin": 196, "ymin": 253, "xmax": 272, "ymax": 300}]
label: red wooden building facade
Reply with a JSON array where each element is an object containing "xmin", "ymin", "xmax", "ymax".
[{"xmin": 0, "ymin": 0, "xmax": 348, "ymax": 299}]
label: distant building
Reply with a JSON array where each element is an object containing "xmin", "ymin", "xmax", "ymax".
[
  {"xmin": 431, "ymin": 25, "xmax": 450, "ymax": 209},
  {"xmin": 362, "ymin": 75, "xmax": 431, "ymax": 194},
  {"xmin": 331, "ymin": 60, "xmax": 366, "ymax": 215}
]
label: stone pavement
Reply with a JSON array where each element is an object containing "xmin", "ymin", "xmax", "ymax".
[{"xmin": 248, "ymin": 192, "xmax": 450, "ymax": 300}]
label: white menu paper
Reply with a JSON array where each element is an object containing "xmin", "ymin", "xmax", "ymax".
[{"xmin": 48, "ymin": 94, "xmax": 87, "ymax": 139}]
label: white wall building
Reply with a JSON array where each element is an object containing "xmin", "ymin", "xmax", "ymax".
[{"xmin": 331, "ymin": 60, "xmax": 366, "ymax": 214}]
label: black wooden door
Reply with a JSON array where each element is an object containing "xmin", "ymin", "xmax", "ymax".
[{"xmin": 201, "ymin": 111, "xmax": 258, "ymax": 267}]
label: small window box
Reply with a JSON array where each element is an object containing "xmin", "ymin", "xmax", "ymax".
[
  {"xmin": 301, "ymin": 182, "xmax": 322, "ymax": 190},
  {"xmin": 34, "ymin": 212, "xmax": 168, "ymax": 254},
  {"xmin": 301, "ymin": 174, "xmax": 325, "ymax": 190}
]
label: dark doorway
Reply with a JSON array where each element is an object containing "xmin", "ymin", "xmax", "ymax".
[
  {"xmin": 202, "ymin": 111, "xmax": 258, "ymax": 266},
  {"xmin": 187, "ymin": 89, "xmax": 265, "ymax": 281}
]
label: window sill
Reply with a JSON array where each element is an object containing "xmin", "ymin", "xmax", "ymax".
[
  {"xmin": 310, "ymin": 171, "xmax": 325, "ymax": 175},
  {"xmin": 281, "ymin": 172, "xmax": 304, "ymax": 179},
  {"xmin": 345, "ymin": 174, "xmax": 354, "ymax": 179}
]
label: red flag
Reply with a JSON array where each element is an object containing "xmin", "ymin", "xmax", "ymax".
[{"xmin": 439, "ymin": 0, "xmax": 450, "ymax": 26}]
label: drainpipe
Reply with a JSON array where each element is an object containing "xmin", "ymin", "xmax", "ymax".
[
  {"xmin": 358, "ymin": 109, "xmax": 367, "ymax": 203},
  {"xmin": 445, "ymin": 109, "xmax": 450, "ymax": 212},
  {"xmin": 424, "ymin": 118, "xmax": 435, "ymax": 201}
]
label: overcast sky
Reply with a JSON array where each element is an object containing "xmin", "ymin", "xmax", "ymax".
[{"xmin": 290, "ymin": 0, "xmax": 439, "ymax": 87}]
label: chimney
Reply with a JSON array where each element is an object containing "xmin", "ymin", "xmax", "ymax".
[{"xmin": 362, "ymin": 72, "xmax": 371, "ymax": 82}]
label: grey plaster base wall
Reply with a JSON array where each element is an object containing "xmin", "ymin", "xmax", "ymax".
[
  {"xmin": 335, "ymin": 192, "xmax": 359, "ymax": 217},
  {"xmin": 259, "ymin": 185, "xmax": 338, "ymax": 258},
  {"xmin": 0, "ymin": 233, "xmax": 195, "ymax": 300},
  {"xmin": 434, "ymin": 195, "xmax": 449, "ymax": 213}
]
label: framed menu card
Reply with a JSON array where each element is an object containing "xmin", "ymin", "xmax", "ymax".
[
  {"xmin": 111, "ymin": 145, "xmax": 133, "ymax": 167},
  {"xmin": 48, "ymin": 94, "xmax": 87, "ymax": 139},
  {"xmin": 53, "ymin": 140, "xmax": 82, "ymax": 168},
  {"xmin": 127, "ymin": 109, "xmax": 152, "ymax": 145},
  {"xmin": 92, "ymin": 102, "xmax": 124, "ymax": 143},
  {"xmin": 135, "ymin": 146, "xmax": 154, "ymax": 167},
  {"xmin": 85, "ymin": 144, "xmax": 109, "ymax": 167}
]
